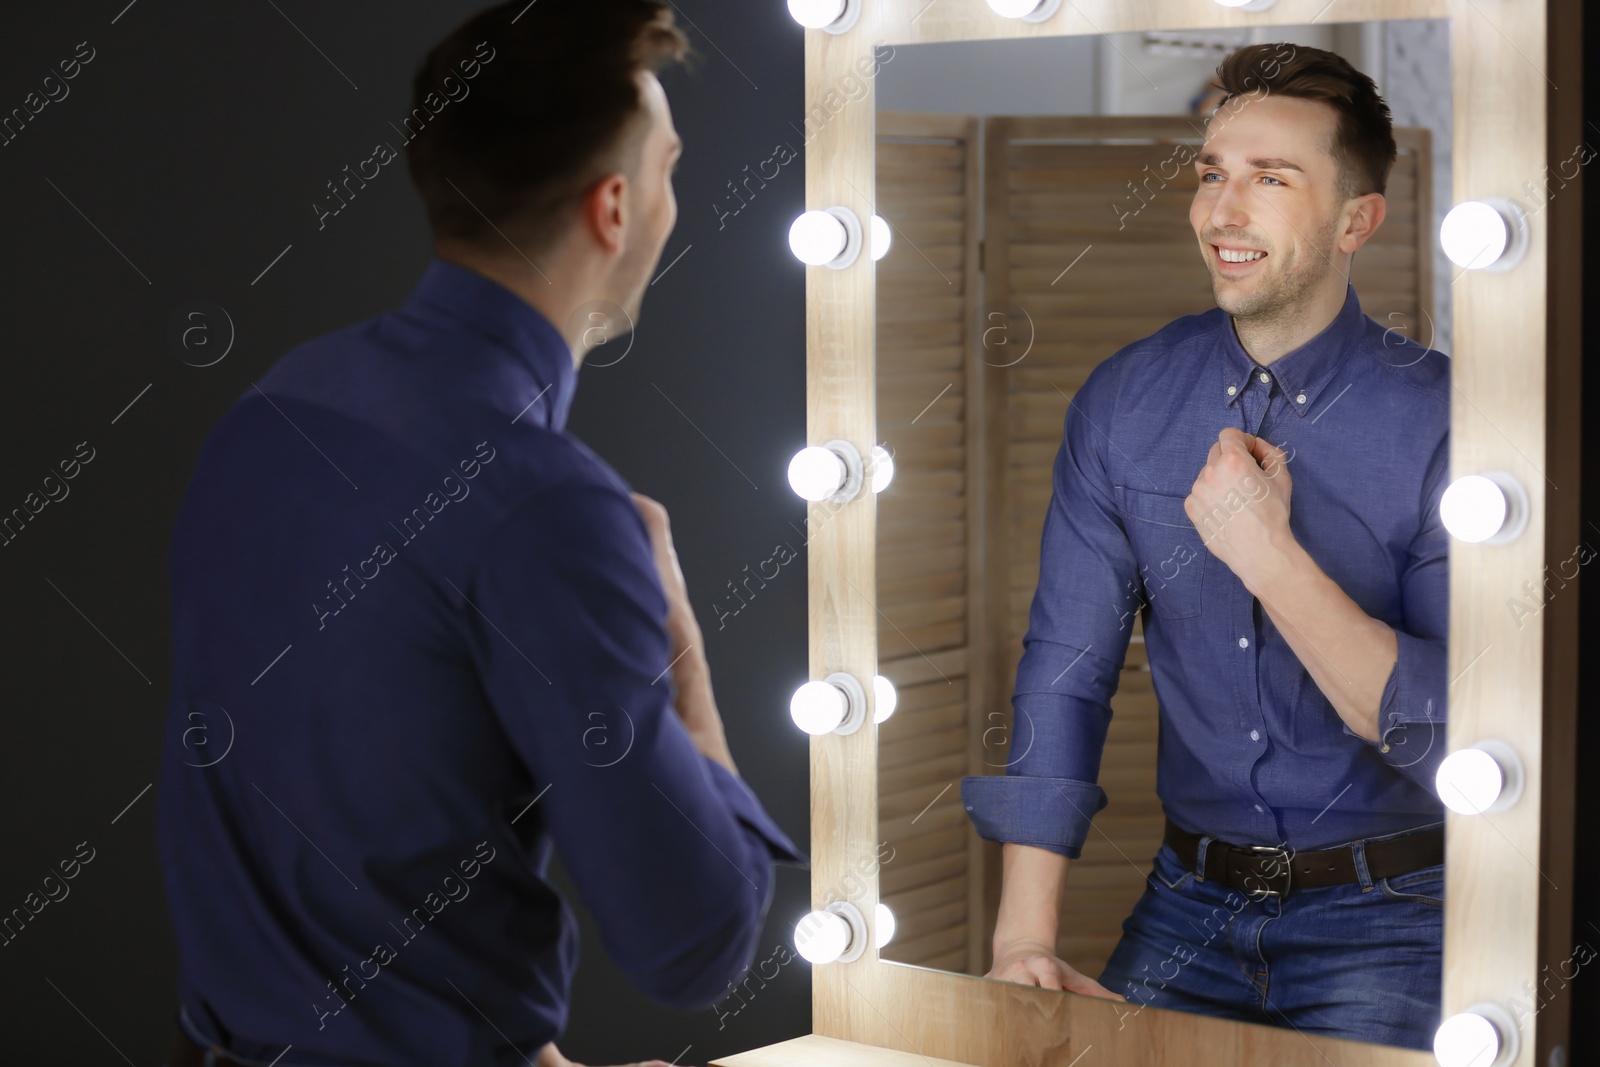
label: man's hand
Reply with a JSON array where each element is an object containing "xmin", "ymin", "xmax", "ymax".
[
  {"xmin": 630, "ymin": 492, "xmax": 702, "ymax": 659},
  {"xmin": 629, "ymin": 492, "xmax": 736, "ymax": 775},
  {"xmin": 536, "ymin": 1041, "xmax": 684, "ymax": 1067},
  {"xmin": 1185, "ymin": 427, "xmax": 1294, "ymax": 591},
  {"xmin": 987, "ymin": 938, "xmax": 1127, "ymax": 1001}
]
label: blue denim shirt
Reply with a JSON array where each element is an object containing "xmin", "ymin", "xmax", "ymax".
[
  {"xmin": 158, "ymin": 258, "xmax": 806, "ymax": 1064},
  {"xmin": 961, "ymin": 284, "xmax": 1449, "ymax": 858}
]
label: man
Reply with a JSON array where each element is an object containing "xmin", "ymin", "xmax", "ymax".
[
  {"xmin": 157, "ymin": 4, "xmax": 805, "ymax": 1065},
  {"xmin": 960, "ymin": 43, "xmax": 1449, "ymax": 1051}
]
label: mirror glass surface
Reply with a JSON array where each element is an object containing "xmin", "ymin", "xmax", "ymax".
[{"xmin": 870, "ymin": 19, "xmax": 1453, "ymax": 1054}]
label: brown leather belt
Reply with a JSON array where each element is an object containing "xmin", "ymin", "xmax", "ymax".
[{"xmin": 1163, "ymin": 817, "xmax": 1443, "ymax": 898}]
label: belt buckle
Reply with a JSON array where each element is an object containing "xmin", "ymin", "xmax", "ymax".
[{"xmin": 1242, "ymin": 843, "xmax": 1293, "ymax": 898}]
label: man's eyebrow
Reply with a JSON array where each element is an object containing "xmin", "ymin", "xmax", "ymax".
[{"xmin": 1193, "ymin": 151, "xmax": 1303, "ymax": 174}]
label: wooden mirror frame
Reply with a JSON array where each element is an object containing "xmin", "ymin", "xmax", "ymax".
[{"xmin": 794, "ymin": 2, "xmax": 1584, "ymax": 1065}]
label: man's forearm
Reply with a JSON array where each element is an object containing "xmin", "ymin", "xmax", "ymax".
[
  {"xmin": 993, "ymin": 842, "xmax": 1070, "ymax": 953},
  {"xmin": 672, "ymin": 648, "xmax": 738, "ymax": 776},
  {"xmin": 1246, "ymin": 535, "xmax": 1397, "ymax": 743}
]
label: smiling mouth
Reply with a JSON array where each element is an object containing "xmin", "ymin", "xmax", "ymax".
[{"xmin": 1214, "ymin": 245, "xmax": 1268, "ymax": 265}]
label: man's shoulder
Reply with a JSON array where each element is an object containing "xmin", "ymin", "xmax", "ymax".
[
  {"xmin": 1350, "ymin": 312, "xmax": 1451, "ymax": 411},
  {"xmin": 1083, "ymin": 306, "xmax": 1228, "ymax": 395}
]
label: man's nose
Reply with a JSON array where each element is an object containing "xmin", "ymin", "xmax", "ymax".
[{"xmin": 1208, "ymin": 181, "xmax": 1251, "ymax": 232}]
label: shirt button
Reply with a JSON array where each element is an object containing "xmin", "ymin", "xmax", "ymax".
[
  {"xmin": 1258, "ymin": 371, "xmax": 1270, "ymax": 384},
  {"xmin": 1296, "ymin": 392, "xmax": 1307, "ymax": 404},
  {"xmin": 1226, "ymin": 384, "xmax": 1237, "ymax": 396},
  {"xmin": 1254, "ymin": 804, "xmax": 1264, "ymax": 812},
  {"xmin": 1250, "ymin": 729, "xmax": 1260, "ymax": 741},
  {"xmin": 1238, "ymin": 637, "xmax": 1248, "ymax": 648}
]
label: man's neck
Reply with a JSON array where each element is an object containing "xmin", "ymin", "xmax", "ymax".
[
  {"xmin": 435, "ymin": 245, "xmax": 589, "ymax": 370},
  {"xmin": 1231, "ymin": 279, "xmax": 1349, "ymax": 366}
]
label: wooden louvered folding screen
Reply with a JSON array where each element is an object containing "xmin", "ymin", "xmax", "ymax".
[
  {"xmin": 873, "ymin": 112, "xmax": 986, "ymax": 975},
  {"xmin": 875, "ymin": 111, "xmax": 1432, "ymax": 981}
]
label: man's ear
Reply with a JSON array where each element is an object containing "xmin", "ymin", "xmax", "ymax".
[
  {"xmin": 1339, "ymin": 192, "xmax": 1387, "ymax": 254},
  {"xmin": 581, "ymin": 173, "xmax": 629, "ymax": 256}
]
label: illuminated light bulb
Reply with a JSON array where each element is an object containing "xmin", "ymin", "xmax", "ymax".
[
  {"xmin": 1439, "ymin": 471, "xmax": 1528, "ymax": 545},
  {"xmin": 870, "ymin": 214, "xmax": 892, "ymax": 260},
  {"xmin": 791, "ymin": 680, "xmax": 848, "ymax": 735},
  {"xmin": 1440, "ymin": 199, "xmax": 1528, "ymax": 272},
  {"xmin": 788, "ymin": 207, "xmax": 863, "ymax": 269},
  {"xmin": 786, "ymin": 0, "xmax": 860, "ymax": 33},
  {"xmin": 1435, "ymin": 740, "xmax": 1524, "ymax": 815},
  {"xmin": 1211, "ymin": 0, "xmax": 1279, "ymax": 9},
  {"xmin": 790, "ymin": 673, "xmax": 868, "ymax": 735},
  {"xmin": 1434, "ymin": 1003, "xmax": 1519, "ymax": 1067},
  {"xmin": 869, "ymin": 444, "xmax": 895, "ymax": 493},
  {"xmin": 788, "ymin": 446, "xmax": 845, "ymax": 501},
  {"xmin": 873, "ymin": 674, "xmax": 898, "ymax": 724},
  {"xmin": 787, "ymin": 440, "xmax": 865, "ymax": 503},
  {"xmin": 986, "ymin": 0, "xmax": 1062, "ymax": 21},
  {"xmin": 874, "ymin": 902, "xmax": 896, "ymax": 948},
  {"xmin": 794, "ymin": 901, "xmax": 867, "ymax": 963}
]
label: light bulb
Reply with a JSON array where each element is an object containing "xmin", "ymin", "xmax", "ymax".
[
  {"xmin": 790, "ymin": 672, "xmax": 867, "ymax": 736},
  {"xmin": 873, "ymin": 674, "xmax": 898, "ymax": 724},
  {"xmin": 786, "ymin": 0, "xmax": 859, "ymax": 33},
  {"xmin": 788, "ymin": 207, "xmax": 863, "ymax": 269},
  {"xmin": 787, "ymin": 0, "xmax": 844, "ymax": 28},
  {"xmin": 789, "ymin": 210, "xmax": 845, "ymax": 265},
  {"xmin": 1434, "ymin": 1003, "xmax": 1519, "ymax": 1067},
  {"xmin": 1441, "ymin": 199, "xmax": 1527, "ymax": 272},
  {"xmin": 870, "ymin": 214, "xmax": 891, "ymax": 260},
  {"xmin": 869, "ymin": 444, "xmax": 895, "ymax": 493},
  {"xmin": 1436, "ymin": 740, "xmax": 1523, "ymax": 815},
  {"xmin": 1439, "ymin": 471, "xmax": 1528, "ymax": 544},
  {"xmin": 874, "ymin": 902, "xmax": 896, "ymax": 948},
  {"xmin": 788, "ymin": 440, "xmax": 864, "ymax": 503},
  {"xmin": 794, "ymin": 908, "xmax": 852, "ymax": 963},
  {"xmin": 985, "ymin": 0, "xmax": 1062, "ymax": 21},
  {"xmin": 791, "ymin": 680, "xmax": 848, "ymax": 735},
  {"xmin": 793, "ymin": 901, "xmax": 867, "ymax": 963},
  {"xmin": 1211, "ymin": 0, "xmax": 1278, "ymax": 9},
  {"xmin": 788, "ymin": 446, "xmax": 846, "ymax": 501}
]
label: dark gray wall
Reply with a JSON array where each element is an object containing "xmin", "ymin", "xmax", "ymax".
[{"xmin": 0, "ymin": 1, "xmax": 809, "ymax": 1062}]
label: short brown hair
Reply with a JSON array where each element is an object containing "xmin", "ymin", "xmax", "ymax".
[
  {"xmin": 1212, "ymin": 42, "xmax": 1396, "ymax": 199},
  {"xmin": 405, "ymin": 1, "xmax": 691, "ymax": 255}
]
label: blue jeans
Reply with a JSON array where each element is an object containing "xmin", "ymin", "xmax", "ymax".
[{"xmin": 1097, "ymin": 826, "xmax": 1444, "ymax": 1052}]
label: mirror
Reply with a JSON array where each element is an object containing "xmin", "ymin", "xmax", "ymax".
[{"xmin": 870, "ymin": 18, "xmax": 1454, "ymax": 1054}]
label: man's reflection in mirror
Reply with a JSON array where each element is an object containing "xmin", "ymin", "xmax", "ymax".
[{"xmin": 960, "ymin": 43, "xmax": 1450, "ymax": 1052}]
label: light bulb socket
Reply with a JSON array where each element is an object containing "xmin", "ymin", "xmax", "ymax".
[
  {"xmin": 1469, "ymin": 738, "xmax": 1525, "ymax": 813},
  {"xmin": 822, "ymin": 671, "xmax": 868, "ymax": 735},
  {"xmin": 819, "ymin": 207, "xmax": 863, "ymax": 270},
  {"xmin": 991, "ymin": 0, "xmax": 1063, "ymax": 21},
  {"xmin": 824, "ymin": 899, "xmax": 868, "ymax": 963},
  {"xmin": 820, "ymin": 438, "xmax": 865, "ymax": 504},
  {"xmin": 813, "ymin": 0, "xmax": 861, "ymax": 34},
  {"xmin": 1477, "ymin": 469, "xmax": 1530, "ymax": 545}
]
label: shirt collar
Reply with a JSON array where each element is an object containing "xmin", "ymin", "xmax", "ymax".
[
  {"xmin": 401, "ymin": 256, "xmax": 577, "ymax": 431},
  {"xmin": 1217, "ymin": 282, "xmax": 1364, "ymax": 418}
]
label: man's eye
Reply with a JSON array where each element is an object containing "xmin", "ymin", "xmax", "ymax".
[
  {"xmin": 1201, "ymin": 172, "xmax": 1223, "ymax": 182},
  {"xmin": 1261, "ymin": 175, "xmax": 1284, "ymax": 185}
]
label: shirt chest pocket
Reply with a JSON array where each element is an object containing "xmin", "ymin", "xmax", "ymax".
[{"xmin": 1116, "ymin": 487, "xmax": 1208, "ymax": 621}]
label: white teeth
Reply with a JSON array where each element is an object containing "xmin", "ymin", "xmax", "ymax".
[{"xmin": 1218, "ymin": 247, "xmax": 1266, "ymax": 263}]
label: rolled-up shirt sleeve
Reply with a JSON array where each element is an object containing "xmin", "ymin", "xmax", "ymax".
[
  {"xmin": 961, "ymin": 353, "xmax": 1140, "ymax": 859},
  {"xmin": 465, "ymin": 481, "xmax": 806, "ymax": 1010},
  {"xmin": 1346, "ymin": 433, "xmax": 1449, "ymax": 789}
]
